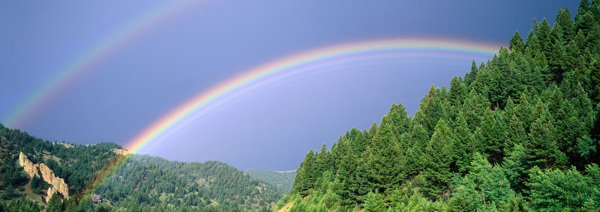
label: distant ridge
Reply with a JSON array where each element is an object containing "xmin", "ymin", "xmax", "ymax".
[{"xmin": 244, "ymin": 169, "xmax": 297, "ymax": 193}]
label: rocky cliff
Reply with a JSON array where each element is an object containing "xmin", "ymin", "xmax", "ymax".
[{"xmin": 19, "ymin": 152, "xmax": 70, "ymax": 201}]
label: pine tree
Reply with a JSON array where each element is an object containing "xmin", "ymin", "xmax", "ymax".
[
  {"xmin": 464, "ymin": 60, "xmax": 479, "ymax": 88},
  {"xmin": 47, "ymin": 194, "xmax": 63, "ymax": 212},
  {"xmin": 388, "ymin": 103, "xmax": 411, "ymax": 135},
  {"xmin": 415, "ymin": 85, "xmax": 447, "ymax": 134},
  {"xmin": 366, "ymin": 122, "xmax": 378, "ymax": 142},
  {"xmin": 490, "ymin": 112, "xmax": 507, "ymax": 163},
  {"xmin": 363, "ymin": 191, "xmax": 386, "ymax": 212},
  {"xmin": 556, "ymin": 8, "xmax": 576, "ymax": 40},
  {"xmin": 420, "ymin": 119, "xmax": 453, "ymax": 200},
  {"xmin": 333, "ymin": 138, "xmax": 359, "ymax": 206},
  {"xmin": 461, "ymin": 89, "xmax": 489, "ymax": 130},
  {"xmin": 404, "ymin": 123, "xmax": 429, "ymax": 177},
  {"xmin": 526, "ymin": 118, "xmax": 561, "ymax": 168},
  {"xmin": 364, "ymin": 116, "xmax": 404, "ymax": 197},
  {"xmin": 510, "ymin": 31, "xmax": 525, "ymax": 54},
  {"xmin": 577, "ymin": 11, "xmax": 596, "ymax": 36},
  {"xmin": 505, "ymin": 115, "xmax": 527, "ymax": 155},
  {"xmin": 314, "ymin": 143, "xmax": 329, "ymax": 179},
  {"xmin": 576, "ymin": 0, "xmax": 591, "ymax": 22},
  {"xmin": 451, "ymin": 153, "xmax": 513, "ymax": 210},
  {"xmin": 527, "ymin": 166, "xmax": 600, "ymax": 211},
  {"xmin": 449, "ymin": 76, "xmax": 467, "ymax": 106},
  {"xmin": 537, "ymin": 18, "xmax": 553, "ymax": 55},
  {"xmin": 525, "ymin": 30, "xmax": 541, "ymax": 56},
  {"xmin": 293, "ymin": 150, "xmax": 316, "ymax": 196},
  {"xmin": 452, "ymin": 112, "xmax": 474, "ymax": 174},
  {"xmin": 348, "ymin": 128, "xmax": 367, "ymax": 156},
  {"xmin": 502, "ymin": 144, "xmax": 529, "ymax": 193}
]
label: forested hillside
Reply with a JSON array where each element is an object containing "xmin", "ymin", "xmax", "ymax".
[
  {"xmin": 279, "ymin": 1, "xmax": 600, "ymax": 211},
  {"xmin": 244, "ymin": 169, "xmax": 297, "ymax": 194},
  {"xmin": 0, "ymin": 124, "xmax": 120, "ymax": 211},
  {"xmin": 0, "ymin": 123, "xmax": 282, "ymax": 211},
  {"xmin": 95, "ymin": 154, "xmax": 282, "ymax": 211}
]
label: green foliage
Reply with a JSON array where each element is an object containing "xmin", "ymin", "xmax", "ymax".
[
  {"xmin": 364, "ymin": 116, "xmax": 404, "ymax": 196},
  {"xmin": 451, "ymin": 153, "xmax": 514, "ymax": 211},
  {"xmin": 28, "ymin": 175, "xmax": 47, "ymax": 194},
  {"xmin": 0, "ymin": 123, "xmax": 281, "ymax": 211},
  {"xmin": 96, "ymin": 154, "xmax": 283, "ymax": 211},
  {"xmin": 510, "ymin": 31, "xmax": 525, "ymax": 53},
  {"xmin": 1, "ymin": 198, "xmax": 40, "ymax": 212},
  {"xmin": 46, "ymin": 194, "xmax": 63, "ymax": 212},
  {"xmin": 419, "ymin": 119, "xmax": 453, "ymax": 200},
  {"xmin": 243, "ymin": 169, "xmax": 296, "ymax": 194},
  {"xmin": 527, "ymin": 166, "xmax": 600, "ymax": 211},
  {"xmin": 283, "ymin": 4, "xmax": 600, "ymax": 211},
  {"xmin": 363, "ymin": 191, "xmax": 385, "ymax": 212}
]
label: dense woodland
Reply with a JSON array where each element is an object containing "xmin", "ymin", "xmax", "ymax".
[
  {"xmin": 0, "ymin": 123, "xmax": 282, "ymax": 211},
  {"xmin": 95, "ymin": 154, "xmax": 282, "ymax": 211},
  {"xmin": 244, "ymin": 169, "xmax": 297, "ymax": 194},
  {"xmin": 279, "ymin": 1, "xmax": 600, "ymax": 211}
]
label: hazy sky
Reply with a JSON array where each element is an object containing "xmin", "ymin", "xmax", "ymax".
[{"xmin": 1, "ymin": 1, "xmax": 580, "ymax": 170}]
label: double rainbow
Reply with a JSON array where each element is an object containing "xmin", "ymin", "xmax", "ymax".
[
  {"xmin": 2, "ymin": 0, "xmax": 501, "ymax": 206},
  {"xmin": 15, "ymin": 38, "xmax": 501, "ymax": 204}
]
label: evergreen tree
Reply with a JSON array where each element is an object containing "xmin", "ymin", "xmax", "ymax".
[
  {"xmin": 528, "ymin": 166, "xmax": 600, "ymax": 211},
  {"xmin": 502, "ymin": 144, "xmax": 530, "ymax": 193},
  {"xmin": 481, "ymin": 109, "xmax": 507, "ymax": 164},
  {"xmin": 452, "ymin": 112, "xmax": 474, "ymax": 174},
  {"xmin": 449, "ymin": 76, "xmax": 467, "ymax": 106},
  {"xmin": 464, "ymin": 60, "xmax": 479, "ymax": 87},
  {"xmin": 509, "ymin": 31, "xmax": 525, "ymax": 54},
  {"xmin": 363, "ymin": 191, "xmax": 385, "ymax": 212},
  {"xmin": 333, "ymin": 138, "xmax": 358, "ymax": 206},
  {"xmin": 47, "ymin": 194, "xmax": 63, "ymax": 212},
  {"xmin": 274, "ymin": 3, "xmax": 600, "ymax": 211},
  {"xmin": 505, "ymin": 115, "xmax": 527, "ymax": 156},
  {"xmin": 414, "ymin": 85, "xmax": 447, "ymax": 134},
  {"xmin": 404, "ymin": 123, "xmax": 428, "ymax": 177},
  {"xmin": 388, "ymin": 103, "xmax": 411, "ymax": 135},
  {"xmin": 526, "ymin": 118, "xmax": 561, "ymax": 168},
  {"xmin": 451, "ymin": 153, "xmax": 513, "ymax": 211},
  {"xmin": 419, "ymin": 119, "xmax": 453, "ymax": 200},
  {"xmin": 364, "ymin": 116, "xmax": 404, "ymax": 197},
  {"xmin": 293, "ymin": 150, "xmax": 315, "ymax": 196},
  {"xmin": 1, "ymin": 185, "xmax": 17, "ymax": 200},
  {"xmin": 556, "ymin": 7, "xmax": 575, "ymax": 40},
  {"xmin": 537, "ymin": 18, "xmax": 553, "ymax": 55}
]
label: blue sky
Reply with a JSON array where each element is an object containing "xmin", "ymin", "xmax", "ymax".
[{"xmin": 1, "ymin": 1, "xmax": 580, "ymax": 170}]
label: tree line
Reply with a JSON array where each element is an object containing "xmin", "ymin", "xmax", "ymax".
[{"xmin": 280, "ymin": 1, "xmax": 600, "ymax": 211}]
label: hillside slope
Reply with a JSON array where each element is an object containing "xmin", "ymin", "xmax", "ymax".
[
  {"xmin": 0, "ymin": 124, "xmax": 282, "ymax": 211},
  {"xmin": 244, "ymin": 169, "xmax": 297, "ymax": 194},
  {"xmin": 279, "ymin": 1, "xmax": 600, "ymax": 211}
]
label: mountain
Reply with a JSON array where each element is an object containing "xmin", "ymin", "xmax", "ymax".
[
  {"xmin": 278, "ymin": 1, "xmax": 600, "ymax": 211},
  {"xmin": 0, "ymin": 124, "xmax": 282, "ymax": 211},
  {"xmin": 244, "ymin": 169, "xmax": 297, "ymax": 194}
]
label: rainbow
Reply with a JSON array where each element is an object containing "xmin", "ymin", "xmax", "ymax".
[
  {"xmin": 123, "ymin": 38, "xmax": 500, "ymax": 154},
  {"xmin": 3, "ymin": 0, "xmax": 204, "ymax": 128},
  {"xmin": 61, "ymin": 38, "xmax": 501, "ymax": 205}
]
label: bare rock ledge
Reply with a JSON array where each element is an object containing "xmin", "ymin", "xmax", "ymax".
[{"xmin": 19, "ymin": 152, "xmax": 69, "ymax": 203}]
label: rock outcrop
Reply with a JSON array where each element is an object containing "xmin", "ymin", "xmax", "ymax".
[
  {"xmin": 19, "ymin": 152, "xmax": 70, "ymax": 200},
  {"xmin": 45, "ymin": 187, "xmax": 57, "ymax": 203}
]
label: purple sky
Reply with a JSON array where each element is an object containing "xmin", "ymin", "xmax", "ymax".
[{"xmin": 1, "ymin": 1, "xmax": 580, "ymax": 170}]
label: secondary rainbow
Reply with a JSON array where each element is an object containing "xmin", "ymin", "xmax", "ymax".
[
  {"xmin": 123, "ymin": 38, "xmax": 501, "ymax": 154},
  {"xmin": 3, "ymin": 0, "xmax": 203, "ymax": 128}
]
